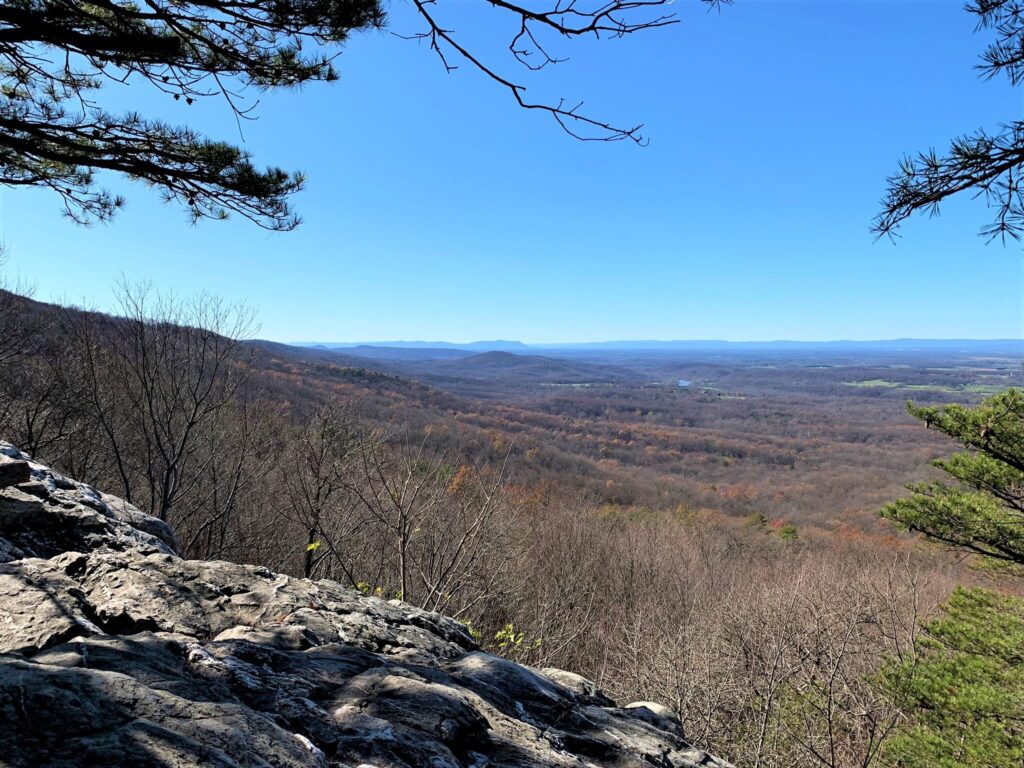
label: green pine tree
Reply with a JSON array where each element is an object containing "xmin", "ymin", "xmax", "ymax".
[{"xmin": 879, "ymin": 388, "xmax": 1024, "ymax": 767}]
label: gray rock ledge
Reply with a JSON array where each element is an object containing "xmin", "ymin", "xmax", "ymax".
[{"xmin": 0, "ymin": 442, "xmax": 731, "ymax": 768}]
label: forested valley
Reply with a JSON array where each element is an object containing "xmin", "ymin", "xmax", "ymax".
[
  {"xmin": 2, "ymin": 281, "xmax": 1020, "ymax": 767},
  {"xmin": 3, "ymin": 0, "xmax": 1024, "ymax": 762}
]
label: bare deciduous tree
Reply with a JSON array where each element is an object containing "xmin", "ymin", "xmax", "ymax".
[
  {"xmin": 280, "ymin": 399, "xmax": 361, "ymax": 579},
  {"xmin": 62, "ymin": 282, "xmax": 255, "ymax": 523}
]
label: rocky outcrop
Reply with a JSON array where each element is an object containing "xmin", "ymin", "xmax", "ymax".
[{"xmin": 0, "ymin": 443, "xmax": 730, "ymax": 768}]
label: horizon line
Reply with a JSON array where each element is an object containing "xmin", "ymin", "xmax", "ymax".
[{"xmin": 286, "ymin": 337, "xmax": 1024, "ymax": 347}]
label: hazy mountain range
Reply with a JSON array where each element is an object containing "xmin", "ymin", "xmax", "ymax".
[{"xmin": 296, "ymin": 338, "xmax": 1023, "ymax": 354}]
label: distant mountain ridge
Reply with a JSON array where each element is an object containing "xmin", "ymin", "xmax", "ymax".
[
  {"xmin": 296, "ymin": 338, "xmax": 1024, "ymax": 354},
  {"xmin": 300, "ymin": 340, "xmax": 530, "ymax": 351}
]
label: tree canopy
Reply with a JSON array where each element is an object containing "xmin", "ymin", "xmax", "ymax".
[
  {"xmin": 880, "ymin": 587, "xmax": 1024, "ymax": 768},
  {"xmin": 879, "ymin": 389, "xmax": 1024, "ymax": 767},
  {"xmin": 882, "ymin": 389, "xmax": 1024, "ymax": 567},
  {"xmin": 0, "ymin": 0, "xmax": 385, "ymax": 229},
  {"xmin": 0, "ymin": 0, "xmax": 699, "ymax": 229}
]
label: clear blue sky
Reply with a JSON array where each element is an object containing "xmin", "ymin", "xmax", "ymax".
[{"xmin": 1, "ymin": 0, "xmax": 1022, "ymax": 343}]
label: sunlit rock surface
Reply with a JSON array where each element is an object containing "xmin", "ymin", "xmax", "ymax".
[{"xmin": 0, "ymin": 443, "xmax": 730, "ymax": 767}]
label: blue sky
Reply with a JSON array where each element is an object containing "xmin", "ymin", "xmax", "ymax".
[{"xmin": 1, "ymin": 0, "xmax": 1022, "ymax": 343}]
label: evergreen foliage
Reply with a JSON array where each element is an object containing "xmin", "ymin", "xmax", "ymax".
[
  {"xmin": 0, "ymin": 0, "xmax": 386, "ymax": 229},
  {"xmin": 874, "ymin": 1, "xmax": 1024, "ymax": 240},
  {"xmin": 883, "ymin": 388, "xmax": 1024, "ymax": 568},
  {"xmin": 880, "ymin": 588, "xmax": 1024, "ymax": 767},
  {"xmin": 880, "ymin": 389, "xmax": 1024, "ymax": 766}
]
